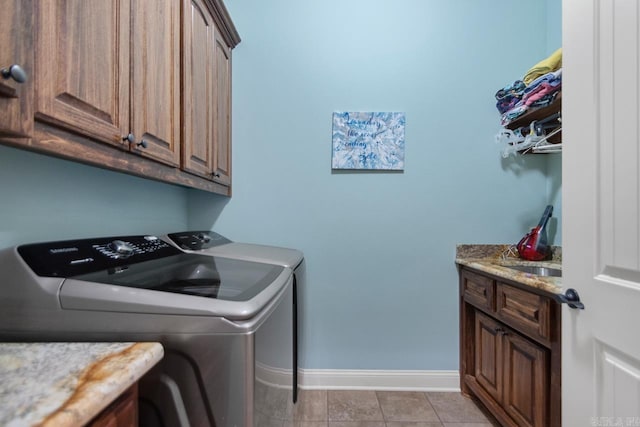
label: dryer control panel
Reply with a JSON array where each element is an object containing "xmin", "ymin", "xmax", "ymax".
[{"xmin": 167, "ymin": 231, "xmax": 232, "ymax": 251}]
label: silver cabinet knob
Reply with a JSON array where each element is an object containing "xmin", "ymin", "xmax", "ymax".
[
  {"xmin": 1, "ymin": 64, "xmax": 27, "ymax": 83},
  {"xmin": 122, "ymin": 134, "xmax": 146, "ymax": 149}
]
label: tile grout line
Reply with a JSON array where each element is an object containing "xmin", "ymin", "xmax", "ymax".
[
  {"xmin": 374, "ymin": 390, "xmax": 383, "ymax": 423},
  {"xmin": 322, "ymin": 389, "xmax": 493, "ymax": 426},
  {"xmin": 326, "ymin": 389, "xmax": 329, "ymax": 423},
  {"xmin": 424, "ymin": 391, "xmax": 445, "ymax": 426}
]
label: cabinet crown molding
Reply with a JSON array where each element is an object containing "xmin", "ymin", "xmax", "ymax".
[{"xmin": 206, "ymin": 0, "xmax": 241, "ymax": 48}]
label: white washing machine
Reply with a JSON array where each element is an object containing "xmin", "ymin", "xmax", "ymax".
[{"xmin": 164, "ymin": 231, "xmax": 304, "ymax": 402}]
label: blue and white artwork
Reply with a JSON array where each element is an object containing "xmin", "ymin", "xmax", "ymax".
[{"xmin": 332, "ymin": 112, "xmax": 405, "ymax": 170}]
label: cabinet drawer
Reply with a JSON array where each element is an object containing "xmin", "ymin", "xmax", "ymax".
[
  {"xmin": 462, "ymin": 270, "xmax": 495, "ymax": 312},
  {"xmin": 496, "ymin": 283, "xmax": 551, "ymax": 342}
]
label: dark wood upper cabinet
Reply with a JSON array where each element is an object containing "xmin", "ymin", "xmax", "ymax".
[
  {"xmin": 35, "ymin": 0, "xmax": 180, "ymax": 167},
  {"xmin": 1, "ymin": 0, "xmax": 239, "ymax": 195},
  {"xmin": 182, "ymin": 0, "xmax": 216, "ymax": 179},
  {"xmin": 213, "ymin": 28, "xmax": 232, "ymax": 187},
  {"xmin": 181, "ymin": 0, "xmax": 236, "ymax": 186},
  {"xmin": 34, "ymin": 0, "xmax": 130, "ymax": 147},
  {"xmin": 130, "ymin": 0, "xmax": 181, "ymax": 167},
  {"xmin": 0, "ymin": 0, "xmax": 34, "ymax": 139}
]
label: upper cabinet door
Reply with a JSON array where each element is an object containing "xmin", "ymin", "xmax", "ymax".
[
  {"xmin": 130, "ymin": 0, "xmax": 181, "ymax": 167},
  {"xmin": 0, "ymin": 0, "xmax": 33, "ymax": 139},
  {"xmin": 34, "ymin": 0, "xmax": 130, "ymax": 146},
  {"xmin": 182, "ymin": 0, "xmax": 215, "ymax": 179},
  {"xmin": 213, "ymin": 28, "xmax": 232, "ymax": 186}
]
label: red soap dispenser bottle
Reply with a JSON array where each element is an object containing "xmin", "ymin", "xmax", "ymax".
[{"xmin": 517, "ymin": 205, "xmax": 553, "ymax": 261}]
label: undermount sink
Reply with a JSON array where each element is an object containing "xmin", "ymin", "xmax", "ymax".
[{"xmin": 504, "ymin": 265, "xmax": 562, "ymax": 277}]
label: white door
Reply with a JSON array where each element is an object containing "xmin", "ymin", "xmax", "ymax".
[{"xmin": 563, "ymin": 0, "xmax": 640, "ymax": 425}]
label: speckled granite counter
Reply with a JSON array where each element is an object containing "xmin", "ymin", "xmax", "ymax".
[
  {"xmin": 0, "ymin": 342, "xmax": 163, "ymax": 427},
  {"xmin": 455, "ymin": 244, "xmax": 563, "ymax": 295}
]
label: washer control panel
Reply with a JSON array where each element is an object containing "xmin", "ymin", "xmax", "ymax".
[
  {"xmin": 93, "ymin": 236, "xmax": 170, "ymax": 259},
  {"xmin": 18, "ymin": 235, "xmax": 181, "ymax": 277}
]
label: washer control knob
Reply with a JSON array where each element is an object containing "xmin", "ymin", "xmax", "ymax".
[{"xmin": 109, "ymin": 240, "xmax": 134, "ymax": 256}]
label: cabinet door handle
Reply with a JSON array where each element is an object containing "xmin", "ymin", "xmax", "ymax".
[
  {"xmin": 557, "ymin": 288, "xmax": 585, "ymax": 310},
  {"xmin": 122, "ymin": 133, "xmax": 135, "ymax": 144},
  {"xmin": 212, "ymin": 172, "xmax": 221, "ymax": 178},
  {"xmin": 122, "ymin": 134, "xmax": 147, "ymax": 149},
  {"xmin": 1, "ymin": 64, "xmax": 27, "ymax": 83}
]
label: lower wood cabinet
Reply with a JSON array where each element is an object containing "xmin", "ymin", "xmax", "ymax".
[
  {"xmin": 459, "ymin": 266, "xmax": 561, "ymax": 427},
  {"xmin": 475, "ymin": 311, "xmax": 549, "ymax": 427},
  {"xmin": 474, "ymin": 312, "xmax": 503, "ymax": 404},
  {"xmin": 88, "ymin": 384, "xmax": 138, "ymax": 427},
  {"xmin": 502, "ymin": 324, "xmax": 549, "ymax": 426}
]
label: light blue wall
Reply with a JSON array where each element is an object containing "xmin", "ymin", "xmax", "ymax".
[
  {"xmin": 189, "ymin": 0, "xmax": 561, "ymax": 370},
  {"xmin": 0, "ymin": 145, "xmax": 189, "ymax": 249},
  {"xmin": 0, "ymin": 0, "xmax": 561, "ymax": 372},
  {"xmin": 547, "ymin": 154, "xmax": 562, "ymax": 244},
  {"xmin": 547, "ymin": 0, "xmax": 563, "ymax": 54}
]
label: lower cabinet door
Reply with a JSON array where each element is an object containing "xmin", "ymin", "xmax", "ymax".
[
  {"xmin": 475, "ymin": 309, "xmax": 550, "ymax": 427},
  {"xmin": 89, "ymin": 384, "xmax": 138, "ymax": 427},
  {"xmin": 502, "ymin": 330, "xmax": 549, "ymax": 427},
  {"xmin": 474, "ymin": 311, "xmax": 503, "ymax": 403}
]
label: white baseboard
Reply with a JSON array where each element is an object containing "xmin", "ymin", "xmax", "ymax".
[
  {"xmin": 298, "ymin": 369, "xmax": 460, "ymax": 392},
  {"xmin": 256, "ymin": 362, "xmax": 292, "ymax": 389}
]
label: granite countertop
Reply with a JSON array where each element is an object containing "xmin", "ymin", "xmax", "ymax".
[
  {"xmin": 0, "ymin": 342, "xmax": 163, "ymax": 427},
  {"xmin": 455, "ymin": 244, "xmax": 563, "ymax": 295}
]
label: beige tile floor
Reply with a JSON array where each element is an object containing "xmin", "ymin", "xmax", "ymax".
[{"xmin": 256, "ymin": 388, "xmax": 497, "ymax": 427}]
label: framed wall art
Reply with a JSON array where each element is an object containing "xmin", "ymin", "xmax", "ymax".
[{"xmin": 331, "ymin": 111, "xmax": 405, "ymax": 170}]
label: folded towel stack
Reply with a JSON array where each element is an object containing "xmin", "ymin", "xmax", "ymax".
[
  {"xmin": 495, "ymin": 49, "xmax": 562, "ymax": 126},
  {"xmin": 523, "ymin": 48, "xmax": 562, "ymax": 85}
]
